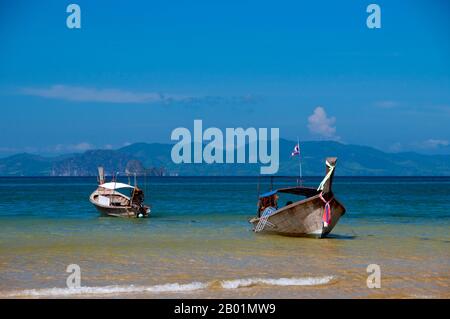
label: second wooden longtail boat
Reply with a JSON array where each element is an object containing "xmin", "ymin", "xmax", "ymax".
[{"xmin": 249, "ymin": 157, "xmax": 345, "ymax": 238}]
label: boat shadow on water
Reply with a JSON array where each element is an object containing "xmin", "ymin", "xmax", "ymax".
[
  {"xmin": 253, "ymin": 231, "xmax": 357, "ymax": 240},
  {"xmin": 323, "ymin": 233, "xmax": 357, "ymax": 240}
]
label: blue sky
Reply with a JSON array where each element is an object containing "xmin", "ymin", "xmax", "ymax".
[{"xmin": 0, "ymin": 0, "xmax": 449, "ymax": 156}]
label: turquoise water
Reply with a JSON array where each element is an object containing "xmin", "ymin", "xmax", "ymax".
[{"xmin": 0, "ymin": 177, "xmax": 449, "ymax": 298}]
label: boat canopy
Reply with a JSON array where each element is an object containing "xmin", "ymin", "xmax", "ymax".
[
  {"xmin": 277, "ymin": 186, "xmax": 319, "ymax": 197},
  {"xmin": 259, "ymin": 186, "xmax": 319, "ymax": 199},
  {"xmin": 259, "ymin": 190, "xmax": 277, "ymax": 198},
  {"xmin": 99, "ymin": 182, "xmax": 135, "ymax": 190}
]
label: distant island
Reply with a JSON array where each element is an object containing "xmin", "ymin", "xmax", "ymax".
[{"xmin": 0, "ymin": 139, "xmax": 449, "ymax": 176}]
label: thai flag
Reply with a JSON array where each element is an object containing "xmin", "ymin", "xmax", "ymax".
[{"xmin": 291, "ymin": 144, "xmax": 300, "ymax": 157}]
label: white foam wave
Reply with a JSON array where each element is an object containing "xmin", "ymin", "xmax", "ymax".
[
  {"xmin": 3, "ymin": 282, "xmax": 208, "ymax": 297},
  {"xmin": 220, "ymin": 276, "xmax": 334, "ymax": 289},
  {"xmin": 2, "ymin": 276, "xmax": 333, "ymax": 297}
]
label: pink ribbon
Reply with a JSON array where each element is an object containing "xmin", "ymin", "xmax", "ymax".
[{"xmin": 319, "ymin": 192, "xmax": 333, "ymax": 227}]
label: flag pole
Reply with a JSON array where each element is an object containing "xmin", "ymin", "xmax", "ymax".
[{"xmin": 297, "ymin": 136, "xmax": 302, "ymax": 185}]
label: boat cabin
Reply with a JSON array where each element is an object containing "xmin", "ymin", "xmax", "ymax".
[
  {"xmin": 257, "ymin": 186, "xmax": 320, "ymax": 217},
  {"xmin": 95, "ymin": 182, "xmax": 142, "ymax": 207}
]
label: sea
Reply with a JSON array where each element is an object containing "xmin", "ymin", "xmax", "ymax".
[{"xmin": 0, "ymin": 176, "xmax": 449, "ymax": 298}]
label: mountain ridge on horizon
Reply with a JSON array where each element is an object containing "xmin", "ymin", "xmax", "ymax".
[{"xmin": 0, "ymin": 139, "xmax": 449, "ymax": 176}]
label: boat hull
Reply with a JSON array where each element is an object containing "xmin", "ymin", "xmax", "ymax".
[
  {"xmin": 91, "ymin": 203, "xmax": 149, "ymax": 218},
  {"xmin": 89, "ymin": 190, "xmax": 150, "ymax": 218},
  {"xmin": 249, "ymin": 195, "xmax": 345, "ymax": 238}
]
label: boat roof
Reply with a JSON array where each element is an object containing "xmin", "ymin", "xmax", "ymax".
[
  {"xmin": 277, "ymin": 186, "xmax": 319, "ymax": 197},
  {"xmin": 259, "ymin": 190, "xmax": 277, "ymax": 198},
  {"xmin": 99, "ymin": 182, "xmax": 135, "ymax": 190},
  {"xmin": 259, "ymin": 186, "xmax": 319, "ymax": 199}
]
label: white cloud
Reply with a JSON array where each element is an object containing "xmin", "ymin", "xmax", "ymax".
[
  {"xmin": 20, "ymin": 84, "xmax": 256, "ymax": 106},
  {"xmin": 0, "ymin": 142, "xmax": 102, "ymax": 156},
  {"xmin": 21, "ymin": 85, "xmax": 172, "ymax": 104},
  {"xmin": 307, "ymin": 106, "xmax": 337, "ymax": 139},
  {"xmin": 421, "ymin": 139, "xmax": 449, "ymax": 149},
  {"xmin": 389, "ymin": 139, "xmax": 450, "ymax": 153},
  {"xmin": 0, "ymin": 147, "xmax": 18, "ymax": 153},
  {"xmin": 72, "ymin": 142, "xmax": 94, "ymax": 151},
  {"xmin": 374, "ymin": 100, "xmax": 399, "ymax": 109},
  {"xmin": 388, "ymin": 142, "xmax": 403, "ymax": 152},
  {"xmin": 53, "ymin": 142, "xmax": 94, "ymax": 152}
]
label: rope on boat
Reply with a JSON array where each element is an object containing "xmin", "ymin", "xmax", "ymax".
[
  {"xmin": 317, "ymin": 160, "xmax": 335, "ymax": 191},
  {"xmin": 255, "ymin": 207, "xmax": 276, "ymax": 232},
  {"xmin": 319, "ymin": 192, "xmax": 333, "ymax": 227}
]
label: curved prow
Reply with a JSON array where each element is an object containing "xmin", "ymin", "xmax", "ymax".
[{"xmin": 317, "ymin": 157, "xmax": 337, "ymax": 196}]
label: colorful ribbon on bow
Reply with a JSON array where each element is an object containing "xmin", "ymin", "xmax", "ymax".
[
  {"xmin": 317, "ymin": 160, "xmax": 335, "ymax": 191},
  {"xmin": 319, "ymin": 192, "xmax": 333, "ymax": 227}
]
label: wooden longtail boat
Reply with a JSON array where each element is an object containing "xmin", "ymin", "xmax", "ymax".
[
  {"xmin": 249, "ymin": 157, "xmax": 345, "ymax": 238},
  {"xmin": 89, "ymin": 167, "xmax": 151, "ymax": 218}
]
